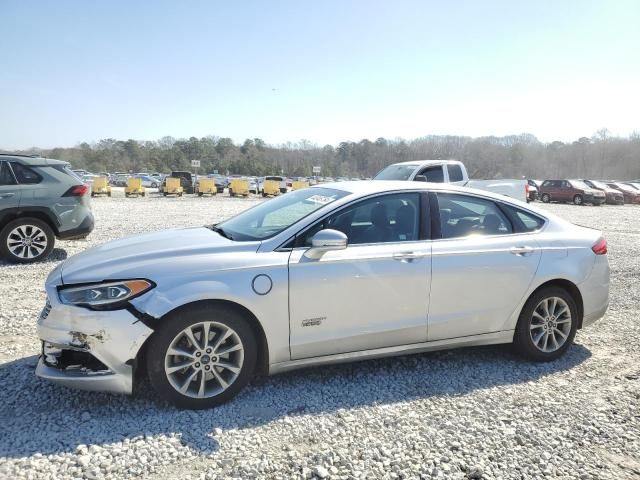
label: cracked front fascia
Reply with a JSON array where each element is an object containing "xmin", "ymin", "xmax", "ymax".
[{"xmin": 68, "ymin": 329, "xmax": 109, "ymax": 349}]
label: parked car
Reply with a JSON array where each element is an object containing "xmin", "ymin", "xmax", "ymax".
[
  {"xmin": 538, "ymin": 180, "xmax": 606, "ymax": 205},
  {"xmin": 0, "ymin": 154, "xmax": 94, "ymax": 263},
  {"xmin": 605, "ymin": 182, "xmax": 640, "ymax": 204},
  {"xmin": 526, "ymin": 179, "xmax": 539, "ymax": 202},
  {"xmin": 374, "ymin": 160, "xmax": 528, "ymax": 202},
  {"xmin": 248, "ymin": 177, "xmax": 262, "ymax": 194},
  {"xmin": 134, "ymin": 175, "xmax": 160, "ymax": 188},
  {"xmin": 623, "ymin": 182, "xmax": 640, "ymax": 192},
  {"xmin": 113, "ymin": 173, "xmax": 131, "ymax": 187},
  {"xmin": 263, "ymin": 175, "xmax": 287, "ymax": 193},
  {"xmin": 207, "ymin": 174, "xmax": 228, "ymax": 193},
  {"xmin": 582, "ymin": 180, "xmax": 624, "ymax": 205},
  {"xmin": 36, "ymin": 181, "xmax": 609, "ymax": 409}
]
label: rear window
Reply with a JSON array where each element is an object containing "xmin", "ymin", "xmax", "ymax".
[
  {"xmin": 11, "ymin": 162, "xmax": 42, "ymax": 184},
  {"xmin": 447, "ymin": 164, "xmax": 464, "ymax": 182},
  {"xmin": 374, "ymin": 164, "xmax": 418, "ymax": 181},
  {"xmin": 420, "ymin": 166, "xmax": 445, "ymax": 183}
]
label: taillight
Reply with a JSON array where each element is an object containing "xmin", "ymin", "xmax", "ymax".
[
  {"xmin": 592, "ymin": 237, "xmax": 607, "ymax": 255},
  {"xmin": 62, "ymin": 185, "xmax": 89, "ymax": 197}
]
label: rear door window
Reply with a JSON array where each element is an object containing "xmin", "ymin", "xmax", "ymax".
[
  {"xmin": 447, "ymin": 164, "xmax": 464, "ymax": 182},
  {"xmin": 10, "ymin": 162, "xmax": 42, "ymax": 184},
  {"xmin": 436, "ymin": 193, "xmax": 513, "ymax": 239},
  {"xmin": 0, "ymin": 162, "xmax": 17, "ymax": 185}
]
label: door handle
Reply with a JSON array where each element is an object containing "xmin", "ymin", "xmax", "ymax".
[
  {"xmin": 392, "ymin": 251, "xmax": 427, "ymax": 261},
  {"xmin": 0, "ymin": 193, "xmax": 15, "ymax": 199},
  {"xmin": 510, "ymin": 246, "xmax": 535, "ymax": 256}
]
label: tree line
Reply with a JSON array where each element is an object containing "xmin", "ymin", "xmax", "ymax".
[{"xmin": 4, "ymin": 129, "xmax": 639, "ymax": 180}]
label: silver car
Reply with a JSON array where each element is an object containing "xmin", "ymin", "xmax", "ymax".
[{"xmin": 36, "ymin": 182, "xmax": 610, "ymax": 409}]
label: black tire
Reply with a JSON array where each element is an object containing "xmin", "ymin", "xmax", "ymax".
[
  {"xmin": 141, "ymin": 192, "xmax": 146, "ymax": 197},
  {"xmin": 573, "ymin": 194, "xmax": 583, "ymax": 206},
  {"xmin": 541, "ymin": 193, "xmax": 550, "ymax": 203},
  {"xmin": 0, "ymin": 217, "xmax": 55, "ymax": 264},
  {"xmin": 163, "ymin": 192, "xmax": 168, "ymax": 197},
  {"xmin": 107, "ymin": 192, "xmax": 111, "ymax": 197},
  {"xmin": 198, "ymin": 192, "xmax": 203, "ymax": 197},
  {"xmin": 229, "ymin": 188, "xmax": 233, "ymax": 196},
  {"xmin": 262, "ymin": 192, "xmax": 267, "ymax": 198},
  {"xmin": 145, "ymin": 303, "xmax": 257, "ymax": 409},
  {"xmin": 513, "ymin": 286, "xmax": 578, "ymax": 362}
]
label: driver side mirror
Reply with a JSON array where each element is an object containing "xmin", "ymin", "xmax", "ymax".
[
  {"xmin": 414, "ymin": 175, "xmax": 427, "ymax": 182},
  {"xmin": 305, "ymin": 229, "xmax": 348, "ymax": 259}
]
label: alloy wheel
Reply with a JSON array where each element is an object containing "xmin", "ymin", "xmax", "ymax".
[
  {"xmin": 6, "ymin": 225, "xmax": 48, "ymax": 259},
  {"xmin": 164, "ymin": 321, "xmax": 244, "ymax": 399},
  {"xmin": 529, "ymin": 297, "xmax": 572, "ymax": 353}
]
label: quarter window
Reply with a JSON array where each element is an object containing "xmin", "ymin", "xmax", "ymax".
[
  {"xmin": 437, "ymin": 193, "xmax": 512, "ymax": 239},
  {"xmin": 0, "ymin": 162, "xmax": 16, "ymax": 185},
  {"xmin": 10, "ymin": 162, "xmax": 42, "ymax": 184},
  {"xmin": 296, "ymin": 192, "xmax": 421, "ymax": 246}
]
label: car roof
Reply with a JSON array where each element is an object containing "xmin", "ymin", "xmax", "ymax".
[
  {"xmin": 385, "ymin": 159, "xmax": 462, "ymax": 167},
  {"xmin": 0, "ymin": 154, "xmax": 68, "ymax": 167}
]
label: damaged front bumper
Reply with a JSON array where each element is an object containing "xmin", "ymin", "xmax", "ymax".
[{"xmin": 36, "ymin": 288, "xmax": 154, "ymax": 394}]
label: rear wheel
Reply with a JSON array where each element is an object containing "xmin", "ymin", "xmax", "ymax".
[
  {"xmin": 573, "ymin": 194, "xmax": 583, "ymax": 205},
  {"xmin": 0, "ymin": 217, "xmax": 55, "ymax": 264},
  {"xmin": 541, "ymin": 193, "xmax": 550, "ymax": 203},
  {"xmin": 146, "ymin": 304, "xmax": 257, "ymax": 409},
  {"xmin": 513, "ymin": 287, "xmax": 578, "ymax": 361}
]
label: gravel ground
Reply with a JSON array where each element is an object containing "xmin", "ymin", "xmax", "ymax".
[{"xmin": 1, "ymin": 190, "xmax": 639, "ymax": 480}]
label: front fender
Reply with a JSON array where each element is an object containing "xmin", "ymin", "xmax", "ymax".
[{"xmin": 129, "ymin": 265, "xmax": 291, "ymax": 364}]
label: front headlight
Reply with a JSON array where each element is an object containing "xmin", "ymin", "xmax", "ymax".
[{"xmin": 58, "ymin": 279, "xmax": 155, "ymax": 309}]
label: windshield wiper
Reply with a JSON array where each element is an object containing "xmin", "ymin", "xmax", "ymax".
[{"xmin": 206, "ymin": 224, "xmax": 233, "ymax": 240}]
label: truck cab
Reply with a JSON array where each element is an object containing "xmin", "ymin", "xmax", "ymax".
[{"xmin": 374, "ymin": 160, "xmax": 527, "ymax": 202}]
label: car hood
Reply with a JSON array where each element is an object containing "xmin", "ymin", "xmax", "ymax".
[{"xmin": 60, "ymin": 227, "xmax": 260, "ymax": 284}]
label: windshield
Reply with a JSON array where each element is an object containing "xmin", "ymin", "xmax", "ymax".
[
  {"xmin": 613, "ymin": 183, "xmax": 634, "ymax": 192},
  {"xmin": 374, "ymin": 164, "xmax": 418, "ymax": 180},
  {"xmin": 569, "ymin": 180, "xmax": 591, "ymax": 190},
  {"xmin": 587, "ymin": 180, "xmax": 608, "ymax": 189},
  {"xmin": 217, "ymin": 187, "xmax": 349, "ymax": 241}
]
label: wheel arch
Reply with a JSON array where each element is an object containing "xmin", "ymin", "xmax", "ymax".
[
  {"xmin": 135, "ymin": 299, "xmax": 270, "ymax": 378},
  {"xmin": 0, "ymin": 208, "xmax": 60, "ymax": 235},
  {"xmin": 526, "ymin": 279, "xmax": 584, "ymax": 328}
]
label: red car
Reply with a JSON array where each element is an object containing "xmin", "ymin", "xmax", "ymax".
[
  {"xmin": 539, "ymin": 179, "xmax": 606, "ymax": 206},
  {"xmin": 583, "ymin": 180, "xmax": 624, "ymax": 205},
  {"xmin": 606, "ymin": 182, "xmax": 640, "ymax": 204}
]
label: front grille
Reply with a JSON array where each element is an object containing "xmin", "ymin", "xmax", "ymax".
[{"xmin": 40, "ymin": 299, "xmax": 51, "ymax": 320}]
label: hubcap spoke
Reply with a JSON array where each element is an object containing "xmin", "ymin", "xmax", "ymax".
[
  {"xmin": 529, "ymin": 296, "xmax": 572, "ymax": 353},
  {"xmin": 165, "ymin": 321, "xmax": 244, "ymax": 399}
]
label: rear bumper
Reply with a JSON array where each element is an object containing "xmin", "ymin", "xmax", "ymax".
[
  {"xmin": 57, "ymin": 213, "xmax": 94, "ymax": 240},
  {"xmin": 579, "ymin": 256, "xmax": 610, "ymax": 328}
]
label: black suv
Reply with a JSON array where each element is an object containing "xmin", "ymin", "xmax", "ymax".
[
  {"xmin": 161, "ymin": 171, "xmax": 195, "ymax": 194},
  {"xmin": 0, "ymin": 154, "xmax": 94, "ymax": 263}
]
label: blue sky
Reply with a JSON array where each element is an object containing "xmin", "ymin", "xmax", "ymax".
[{"xmin": 1, "ymin": 0, "xmax": 638, "ymax": 149}]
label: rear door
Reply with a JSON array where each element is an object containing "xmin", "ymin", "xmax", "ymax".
[
  {"xmin": 429, "ymin": 192, "xmax": 541, "ymax": 340},
  {"xmin": 0, "ymin": 161, "xmax": 21, "ymax": 212}
]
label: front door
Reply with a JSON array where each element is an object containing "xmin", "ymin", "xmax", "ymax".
[
  {"xmin": 288, "ymin": 192, "xmax": 431, "ymax": 359},
  {"xmin": 429, "ymin": 192, "xmax": 541, "ymax": 340}
]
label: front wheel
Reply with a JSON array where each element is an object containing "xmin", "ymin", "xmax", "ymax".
[
  {"xmin": 573, "ymin": 194, "xmax": 583, "ymax": 206},
  {"xmin": 146, "ymin": 304, "xmax": 257, "ymax": 409},
  {"xmin": 513, "ymin": 287, "xmax": 578, "ymax": 361},
  {"xmin": 0, "ymin": 217, "xmax": 55, "ymax": 263}
]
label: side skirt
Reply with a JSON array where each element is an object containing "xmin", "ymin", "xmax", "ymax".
[{"xmin": 268, "ymin": 330, "xmax": 514, "ymax": 375}]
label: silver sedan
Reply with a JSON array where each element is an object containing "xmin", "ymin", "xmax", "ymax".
[{"xmin": 36, "ymin": 181, "xmax": 610, "ymax": 409}]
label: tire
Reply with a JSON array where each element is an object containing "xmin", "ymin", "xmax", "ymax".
[
  {"xmin": 229, "ymin": 188, "xmax": 233, "ymax": 196},
  {"xmin": 163, "ymin": 192, "xmax": 168, "ymax": 197},
  {"xmin": 145, "ymin": 304, "xmax": 257, "ymax": 409},
  {"xmin": 541, "ymin": 193, "xmax": 550, "ymax": 203},
  {"xmin": 262, "ymin": 192, "xmax": 267, "ymax": 198},
  {"xmin": 513, "ymin": 286, "xmax": 578, "ymax": 362},
  {"xmin": 152, "ymin": 183, "xmax": 158, "ymax": 188},
  {"xmin": 107, "ymin": 192, "xmax": 111, "ymax": 197},
  {"xmin": 141, "ymin": 192, "xmax": 146, "ymax": 197},
  {"xmin": 0, "ymin": 217, "xmax": 55, "ymax": 264},
  {"xmin": 573, "ymin": 194, "xmax": 583, "ymax": 206},
  {"xmin": 198, "ymin": 192, "xmax": 203, "ymax": 197}
]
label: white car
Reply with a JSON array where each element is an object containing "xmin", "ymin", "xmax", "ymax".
[
  {"xmin": 36, "ymin": 181, "xmax": 609, "ymax": 409},
  {"xmin": 134, "ymin": 175, "xmax": 160, "ymax": 188}
]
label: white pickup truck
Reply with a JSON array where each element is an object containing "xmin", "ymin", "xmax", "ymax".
[{"xmin": 373, "ymin": 160, "xmax": 528, "ymax": 203}]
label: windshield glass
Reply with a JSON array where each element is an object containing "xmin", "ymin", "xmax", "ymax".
[
  {"xmin": 587, "ymin": 180, "xmax": 608, "ymax": 189},
  {"xmin": 374, "ymin": 164, "xmax": 418, "ymax": 180},
  {"xmin": 218, "ymin": 187, "xmax": 349, "ymax": 241},
  {"xmin": 569, "ymin": 180, "xmax": 591, "ymax": 190}
]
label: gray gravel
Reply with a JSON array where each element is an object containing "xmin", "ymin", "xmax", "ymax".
[{"xmin": 1, "ymin": 190, "xmax": 639, "ymax": 480}]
